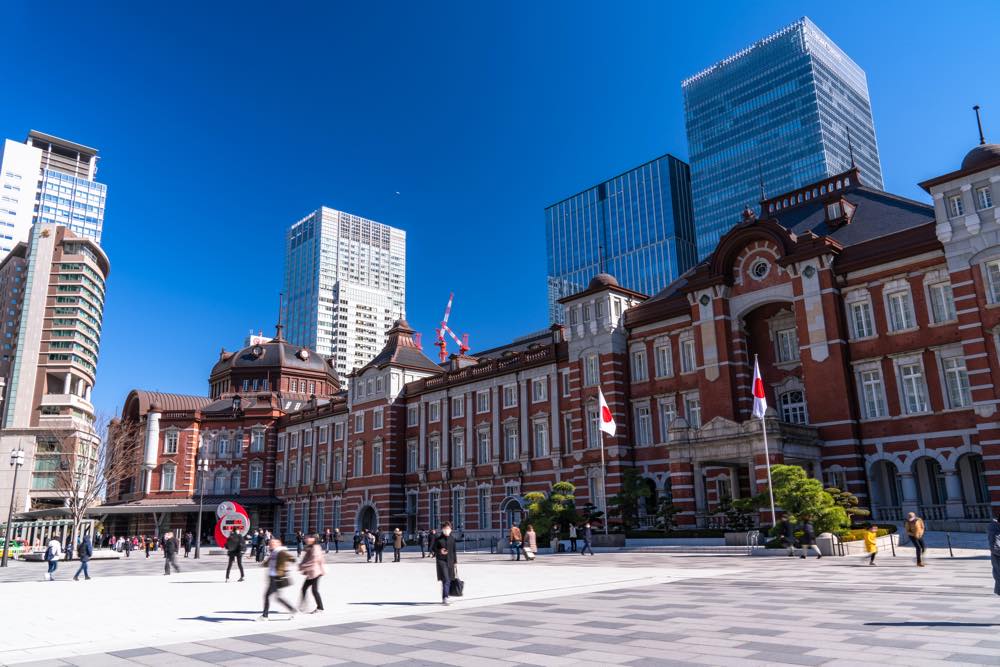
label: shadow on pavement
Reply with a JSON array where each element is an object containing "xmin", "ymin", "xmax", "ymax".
[
  {"xmin": 865, "ymin": 621, "xmax": 1000, "ymax": 627},
  {"xmin": 179, "ymin": 615, "xmax": 256, "ymax": 623},
  {"xmin": 348, "ymin": 601, "xmax": 442, "ymax": 606}
]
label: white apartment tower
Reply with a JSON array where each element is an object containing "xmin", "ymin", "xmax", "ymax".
[
  {"xmin": 283, "ymin": 207, "xmax": 406, "ymax": 383},
  {"xmin": 0, "ymin": 131, "xmax": 107, "ymax": 261}
]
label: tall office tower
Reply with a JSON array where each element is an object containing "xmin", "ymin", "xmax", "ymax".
[
  {"xmin": 544, "ymin": 153, "xmax": 696, "ymax": 324},
  {"xmin": 283, "ymin": 207, "xmax": 406, "ymax": 382},
  {"xmin": 682, "ymin": 17, "xmax": 883, "ymax": 258},
  {"xmin": 0, "ymin": 224, "xmax": 110, "ymax": 520},
  {"xmin": 0, "ymin": 132, "xmax": 106, "ymax": 262}
]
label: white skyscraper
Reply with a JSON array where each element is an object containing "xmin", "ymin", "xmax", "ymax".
[
  {"xmin": 283, "ymin": 207, "xmax": 406, "ymax": 382},
  {"xmin": 0, "ymin": 131, "xmax": 106, "ymax": 262}
]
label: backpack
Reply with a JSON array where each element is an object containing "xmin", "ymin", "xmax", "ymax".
[
  {"xmin": 44, "ymin": 546, "xmax": 53, "ymax": 561},
  {"xmin": 375, "ymin": 533, "xmax": 385, "ymax": 548}
]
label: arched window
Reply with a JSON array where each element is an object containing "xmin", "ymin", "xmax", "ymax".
[
  {"xmin": 249, "ymin": 461, "xmax": 263, "ymax": 489},
  {"xmin": 779, "ymin": 390, "xmax": 807, "ymax": 424},
  {"xmin": 213, "ymin": 470, "xmax": 227, "ymax": 495}
]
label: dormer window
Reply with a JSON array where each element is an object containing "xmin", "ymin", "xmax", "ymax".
[
  {"xmin": 826, "ymin": 201, "xmax": 842, "ymax": 219},
  {"xmin": 825, "ymin": 197, "xmax": 856, "ymax": 228}
]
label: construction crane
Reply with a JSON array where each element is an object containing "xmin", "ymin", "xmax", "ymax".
[{"xmin": 434, "ymin": 292, "xmax": 470, "ymax": 362}]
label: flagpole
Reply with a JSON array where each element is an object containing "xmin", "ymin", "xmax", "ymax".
[
  {"xmin": 600, "ymin": 430, "xmax": 608, "ymax": 536},
  {"xmin": 754, "ymin": 354, "xmax": 778, "ymax": 527}
]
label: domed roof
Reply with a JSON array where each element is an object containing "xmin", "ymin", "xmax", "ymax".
[
  {"xmin": 962, "ymin": 143, "xmax": 1000, "ymax": 171},
  {"xmin": 210, "ymin": 338, "xmax": 335, "ymax": 380},
  {"xmin": 588, "ymin": 273, "xmax": 619, "ymax": 289}
]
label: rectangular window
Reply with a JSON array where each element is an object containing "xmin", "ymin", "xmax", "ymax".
[
  {"xmin": 887, "ymin": 291, "xmax": 915, "ymax": 331},
  {"xmin": 407, "ymin": 441, "xmax": 418, "ymax": 472},
  {"xmin": 429, "ymin": 401, "xmax": 440, "ymax": 422},
  {"xmin": 373, "ymin": 408, "xmax": 384, "ymax": 429},
  {"xmin": 987, "ymin": 261, "xmax": 1000, "ymax": 304},
  {"xmin": 478, "ymin": 488, "xmax": 490, "ymax": 529},
  {"xmin": 354, "ymin": 413, "xmax": 364, "ymax": 433},
  {"xmin": 317, "ymin": 455, "xmax": 327, "ymax": 483},
  {"xmin": 429, "ymin": 437, "xmax": 441, "ymax": 470},
  {"xmin": 563, "ymin": 413, "xmax": 573, "ymax": 451},
  {"xmin": 318, "ymin": 426, "xmax": 328, "ymax": 445},
  {"xmin": 533, "ymin": 421, "xmax": 548, "ymax": 457},
  {"xmin": 451, "ymin": 395, "xmax": 464, "ymax": 418},
  {"xmin": 249, "ymin": 463, "xmax": 263, "ymax": 489},
  {"xmin": 477, "ymin": 429, "xmax": 491, "ymax": 464},
  {"xmin": 850, "ymin": 300, "xmax": 875, "ymax": 339},
  {"xmin": 948, "ymin": 194, "xmax": 964, "ymax": 217},
  {"xmin": 976, "ymin": 186, "xmax": 994, "ymax": 210},
  {"xmin": 429, "ymin": 493, "xmax": 440, "ymax": 528},
  {"xmin": 160, "ymin": 466, "xmax": 175, "ymax": 491},
  {"xmin": 373, "ymin": 444, "xmax": 383, "ymax": 475},
  {"xmin": 334, "ymin": 422, "xmax": 344, "ymax": 441},
  {"xmin": 452, "ymin": 489, "xmax": 465, "ymax": 529},
  {"xmin": 928, "ymin": 282, "xmax": 956, "ymax": 323},
  {"xmin": 775, "ymin": 328, "xmax": 799, "ymax": 363},
  {"xmin": 584, "ymin": 354, "xmax": 599, "ymax": 386},
  {"xmin": 659, "ymin": 398, "xmax": 677, "ymax": 441},
  {"xmin": 164, "ymin": 432, "xmax": 178, "ymax": 455},
  {"xmin": 680, "ymin": 338, "xmax": 696, "ymax": 373},
  {"xmin": 943, "ymin": 356, "xmax": 972, "ymax": 409},
  {"xmin": 332, "ymin": 451, "xmax": 343, "ymax": 481},
  {"xmin": 476, "ymin": 390, "xmax": 490, "ymax": 413},
  {"xmin": 276, "ymin": 463, "xmax": 284, "ymax": 488},
  {"xmin": 251, "ymin": 430, "xmax": 265, "ymax": 452},
  {"xmin": 504, "ymin": 425, "xmax": 518, "ymax": 461},
  {"xmin": 899, "ymin": 363, "xmax": 929, "ymax": 414},
  {"xmin": 452, "ymin": 432, "xmax": 465, "ymax": 467},
  {"xmin": 407, "ymin": 405, "xmax": 419, "ymax": 426},
  {"xmin": 654, "ymin": 342, "xmax": 672, "ymax": 378},
  {"xmin": 586, "ymin": 405, "xmax": 600, "ymax": 449},
  {"xmin": 532, "ymin": 378, "xmax": 547, "ymax": 402},
  {"xmin": 631, "ymin": 348, "xmax": 648, "ymax": 382},
  {"xmin": 502, "ymin": 385, "xmax": 517, "ymax": 408},
  {"xmin": 561, "ymin": 370, "xmax": 571, "ymax": 397},
  {"xmin": 354, "ymin": 446, "xmax": 364, "ymax": 477},
  {"xmin": 634, "ymin": 406, "xmax": 652, "ymax": 445},
  {"xmin": 859, "ymin": 369, "xmax": 887, "ymax": 419},
  {"xmin": 684, "ymin": 394, "xmax": 702, "ymax": 428}
]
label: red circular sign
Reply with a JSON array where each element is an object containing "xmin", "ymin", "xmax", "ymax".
[{"xmin": 214, "ymin": 501, "xmax": 251, "ymax": 548}]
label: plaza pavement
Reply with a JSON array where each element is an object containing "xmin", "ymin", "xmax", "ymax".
[{"xmin": 1, "ymin": 542, "xmax": 998, "ymax": 666}]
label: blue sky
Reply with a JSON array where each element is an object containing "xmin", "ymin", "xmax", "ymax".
[{"xmin": 4, "ymin": 1, "xmax": 998, "ymax": 417}]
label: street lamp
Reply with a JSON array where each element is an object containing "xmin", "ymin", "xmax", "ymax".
[
  {"xmin": 2, "ymin": 447, "xmax": 25, "ymax": 568},
  {"xmin": 194, "ymin": 457, "xmax": 209, "ymax": 559}
]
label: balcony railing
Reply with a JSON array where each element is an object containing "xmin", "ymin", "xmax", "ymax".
[
  {"xmin": 919, "ymin": 504, "xmax": 947, "ymax": 521},
  {"xmin": 964, "ymin": 503, "xmax": 991, "ymax": 520},
  {"xmin": 873, "ymin": 505, "xmax": 903, "ymax": 522}
]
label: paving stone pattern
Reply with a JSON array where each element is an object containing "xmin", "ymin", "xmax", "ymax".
[{"xmin": 14, "ymin": 550, "xmax": 1000, "ymax": 667}]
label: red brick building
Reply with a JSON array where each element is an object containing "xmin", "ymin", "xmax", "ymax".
[{"xmin": 112, "ymin": 140, "xmax": 1000, "ymax": 538}]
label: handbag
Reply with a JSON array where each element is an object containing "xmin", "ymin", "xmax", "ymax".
[
  {"xmin": 276, "ymin": 575, "xmax": 291, "ymax": 589},
  {"xmin": 449, "ymin": 577, "xmax": 464, "ymax": 597}
]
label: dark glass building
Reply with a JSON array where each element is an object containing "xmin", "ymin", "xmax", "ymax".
[
  {"xmin": 683, "ymin": 17, "xmax": 884, "ymax": 259},
  {"xmin": 544, "ymin": 153, "xmax": 696, "ymax": 324}
]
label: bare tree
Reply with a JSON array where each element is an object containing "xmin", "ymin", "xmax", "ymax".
[{"xmin": 46, "ymin": 414, "xmax": 143, "ymax": 549}]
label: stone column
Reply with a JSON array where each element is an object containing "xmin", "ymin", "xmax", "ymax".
[
  {"xmin": 667, "ymin": 460, "xmax": 696, "ymax": 528},
  {"xmin": 944, "ymin": 470, "xmax": 965, "ymax": 519},
  {"xmin": 899, "ymin": 472, "xmax": 919, "ymax": 516},
  {"xmin": 64, "ymin": 372, "xmax": 72, "ymax": 395},
  {"xmin": 692, "ymin": 462, "xmax": 707, "ymax": 527}
]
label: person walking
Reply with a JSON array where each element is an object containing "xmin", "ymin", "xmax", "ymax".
[
  {"xmin": 182, "ymin": 531, "xmax": 193, "ymax": 558},
  {"xmin": 569, "ymin": 524, "xmax": 578, "ymax": 552},
  {"xmin": 989, "ymin": 514, "xmax": 1000, "ymax": 596},
  {"xmin": 73, "ymin": 534, "xmax": 93, "ymax": 581},
  {"xmin": 581, "ymin": 522, "xmax": 595, "ymax": 556},
  {"xmin": 392, "ymin": 528, "xmax": 404, "ymax": 562},
  {"xmin": 225, "ymin": 530, "xmax": 246, "ymax": 582},
  {"xmin": 123, "ymin": 535, "xmax": 132, "ymax": 558},
  {"xmin": 779, "ymin": 515, "xmax": 797, "ymax": 557},
  {"xmin": 363, "ymin": 530, "xmax": 374, "ymax": 563},
  {"xmin": 905, "ymin": 512, "xmax": 927, "ymax": 567},
  {"xmin": 418, "ymin": 530, "xmax": 427, "ymax": 558},
  {"xmin": 509, "ymin": 524, "xmax": 523, "ymax": 561},
  {"xmin": 144, "ymin": 534, "xmax": 152, "ymax": 559},
  {"xmin": 432, "ymin": 522, "xmax": 458, "ymax": 605},
  {"xmin": 373, "ymin": 529, "xmax": 385, "ymax": 563},
  {"xmin": 162, "ymin": 531, "xmax": 181, "ymax": 575},
  {"xmin": 353, "ymin": 531, "xmax": 362, "ymax": 556},
  {"xmin": 524, "ymin": 524, "xmax": 538, "ymax": 561},
  {"xmin": 333, "ymin": 528, "xmax": 341, "ymax": 554},
  {"xmin": 323, "ymin": 528, "xmax": 333, "ymax": 554},
  {"xmin": 64, "ymin": 536, "xmax": 74, "ymax": 562},
  {"xmin": 259, "ymin": 537, "xmax": 297, "ymax": 620},
  {"xmin": 44, "ymin": 537, "xmax": 62, "ymax": 581},
  {"xmin": 864, "ymin": 524, "xmax": 879, "ymax": 566},
  {"xmin": 295, "ymin": 530, "xmax": 304, "ymax": 556},
  {"xmin": 298, "ymin": 534, "xmax": 326, "ymax": 614},
  {"xmin": 798, "ymin": 516, "xmax": 822, "ymax": 559}
]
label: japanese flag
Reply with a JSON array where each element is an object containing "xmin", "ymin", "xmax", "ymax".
[
  {"xmin": 751, "ymin": 358, "xmax": 768, "ymax": 419},
  {"xmin": 597, "ymin": 387, "xmax": 617, "ymax": 437}
]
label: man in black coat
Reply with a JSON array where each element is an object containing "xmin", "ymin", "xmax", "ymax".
[
  {"xmin": 73, "ymin": 535, "xmax": 93, "ymax": 581},
  {"xmin": 432, "ymin": 522, "xmax": 458, "ymax": 605},
  {"xmin": 225, "ymin": 530, "xmax": 246, "ymax": 582},
  {"xmin": 162, "ymin": 532, "xmax": 180, "ymax": 575}
]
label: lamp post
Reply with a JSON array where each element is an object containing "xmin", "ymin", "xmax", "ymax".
[
  {"xmin": 2, "ymin": 447, "xmax": 25, "ymax": 568},
  {"xmin": 194, "ymin": 457, "xmax": 209, "ymax": 559}
]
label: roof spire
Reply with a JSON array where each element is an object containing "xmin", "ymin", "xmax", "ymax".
[
  {"xmin": 846, "ymin": 125, "xmax": 856, "ymax": 168},
  {"xmin": 974, "ymin": 105, "xmax": 986, "ymax": 145},
  {"xmin": 274, "ymin": 292, "xmax": 285, "ymax": 342}
]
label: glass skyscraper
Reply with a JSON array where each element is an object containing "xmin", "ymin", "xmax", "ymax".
[
  {"xmin": 545, "ymin": 153, "xmax": 696, "ymax": 324},
  {"xmin": 283, "ymin": 207, "xmax": 406, "ymax": 382},
  {"xmin": 683, "ymin": 17, "xmax": 883, "ymax": 258}
]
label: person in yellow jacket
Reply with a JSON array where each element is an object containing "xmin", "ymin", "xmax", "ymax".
[{"xmin": 864, "ymin": 524, "xmax": 879, "ymax": 566}]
